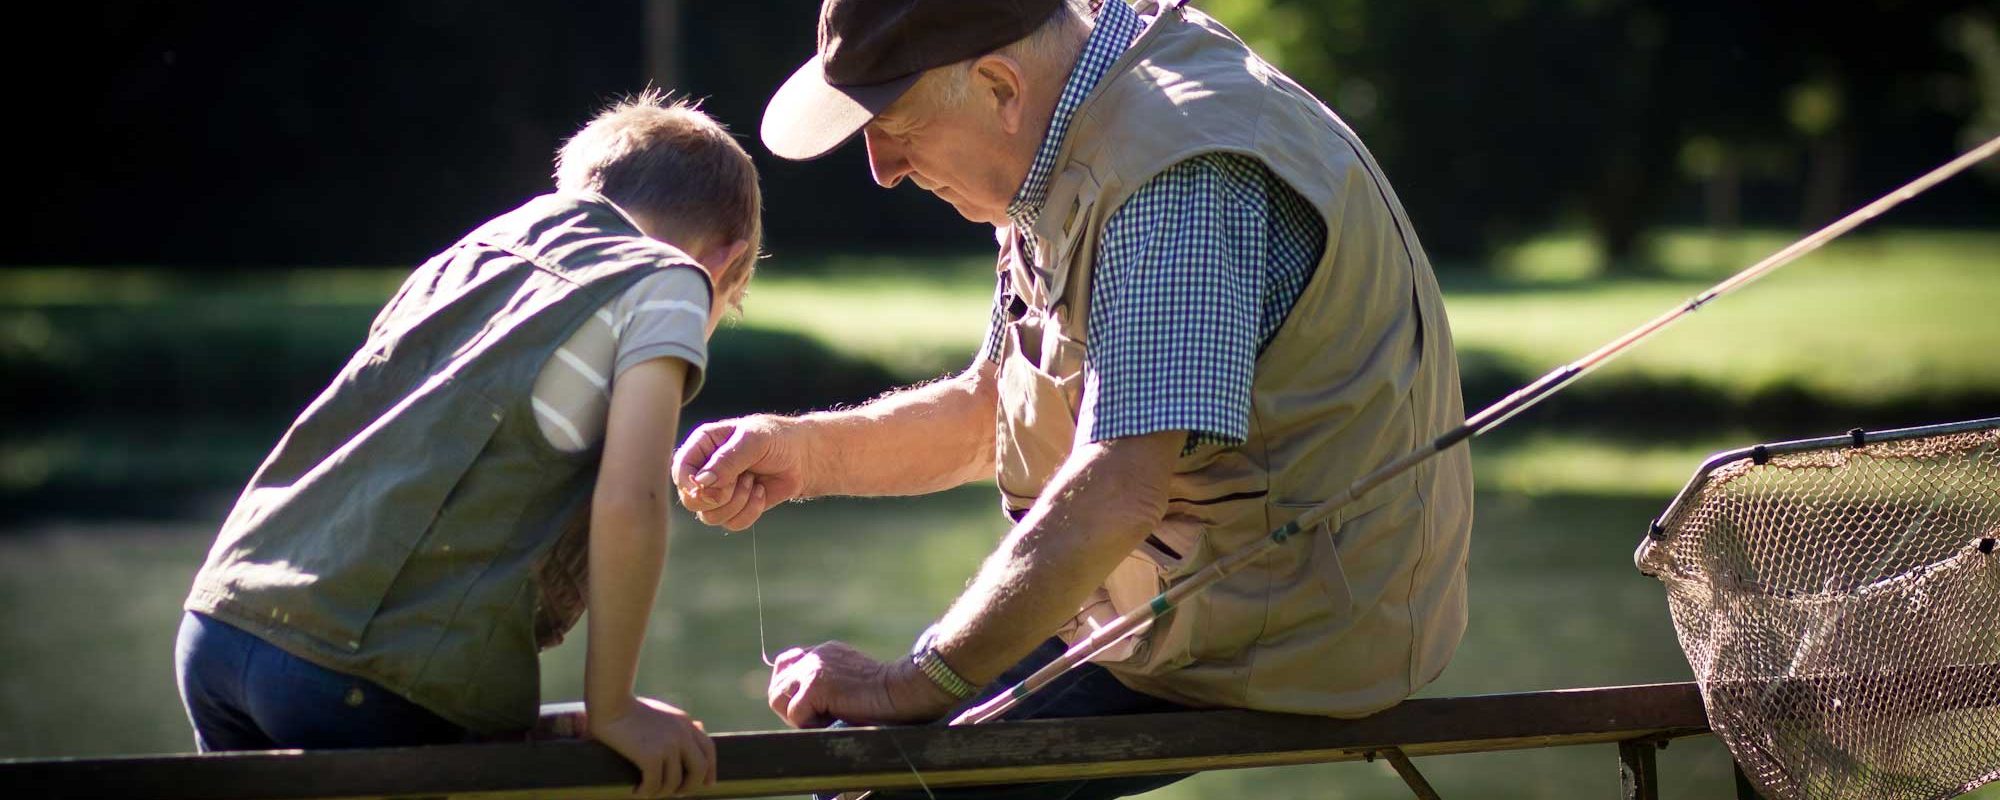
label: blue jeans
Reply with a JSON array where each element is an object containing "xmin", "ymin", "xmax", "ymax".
[
  {"xmin": 174, "ymin": 611, "xmax": 472, "ymax": 751},
  {"xmin": 840, "ymin": 637, "xmax": 1195, "ymax": 800}
]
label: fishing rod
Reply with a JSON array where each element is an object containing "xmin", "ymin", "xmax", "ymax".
[{"xmin": 948, "ymin": 134, "xmax": 2000, "ymax": 727}]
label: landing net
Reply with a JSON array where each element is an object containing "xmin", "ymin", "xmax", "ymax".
[{"xmin": 1637, "ymin": 418, "xmax": 2000, "ymax": 800}]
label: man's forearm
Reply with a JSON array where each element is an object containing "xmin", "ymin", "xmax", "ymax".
[
  {"xmin": 925, "ymin": 430, "xmax": 1183, "ymax": 685},
  {"xmin": 796, "ymin": 362, "xmax": 998, "ymax": 498}
]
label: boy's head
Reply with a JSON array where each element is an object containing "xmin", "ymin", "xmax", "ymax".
[{"xmin": 556, "ymin": 91, "xmax": 762, "ymax": 326}]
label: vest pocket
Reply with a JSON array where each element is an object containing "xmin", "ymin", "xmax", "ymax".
[
  {"xmin": 1085, "ymin": 517, "xmax": 1206, "ymax": 668},
  {"xmin": 993, "ymin": 321, "xmax": 1083, "ymax": 508},
  {"xmin": 1079, "ymin": 554, "xmax": 1166, "ymax": 665},
  {"xmin": 1034, "ymin": 164, "xmax": 1099, "ymax": 304},
  {"xmin": 1270, "ymin": 501, "xmax": 1355, "ymax": 628}
]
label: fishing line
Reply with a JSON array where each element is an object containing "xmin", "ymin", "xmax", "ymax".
[
  {"xmin": 750, "ymin": 524, "xmax": 779, "ymax": 668},
  {"xmin": 880, "ymin": 727, "xmax": 939, "ymax": 800},
  {"xmin": 746, "ymin": 524, "xmax": 936, "ymax": 800}
]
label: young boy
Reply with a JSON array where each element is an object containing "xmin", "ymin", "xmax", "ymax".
[{"xmin": 176, "ymin": 92, "xmax": 759, "ymax": 798}]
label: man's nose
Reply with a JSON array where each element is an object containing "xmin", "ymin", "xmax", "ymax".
[{"xmin": 862, "ymin": 128, "xmax": 910, "ymax": 189}]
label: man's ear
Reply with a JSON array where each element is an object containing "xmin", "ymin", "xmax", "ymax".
[{"xmin": 971, "ymin": 54, "xmax": 1029, "ymax": 135}]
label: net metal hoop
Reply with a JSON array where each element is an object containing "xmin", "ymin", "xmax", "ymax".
[{"xmin": 1637, "ymin": 417, "xmax": 2000, "ymax": 800}]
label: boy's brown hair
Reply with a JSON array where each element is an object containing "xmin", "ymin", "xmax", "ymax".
[{"xmin": 555, "ymin": 91, "xmax": 762, "ymax": 298}]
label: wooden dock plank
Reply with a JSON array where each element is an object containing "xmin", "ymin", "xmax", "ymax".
[{"xmin": 0, "ymin": 682, "xmax": 1710, "ymax": 799}]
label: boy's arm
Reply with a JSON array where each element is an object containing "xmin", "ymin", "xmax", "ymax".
[{"xmin": 586, "ymin": 355, "xmax": 716, "ymax": 797}]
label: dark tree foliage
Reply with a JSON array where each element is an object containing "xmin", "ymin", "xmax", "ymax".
[
  {"xmin": 7, "ymin": 0, "xmax": 1994, "ymax": 269},
  {"xmin": 1218, "ymin": 0, "xmax": 1999, "ymax": 264},
  {"xmin": 8, "ymin": 0, "xmax": 980, "ymax": 268},
  {"xmin": 17, "ymin": 2, "xmax": 649, "ymax": 266}
]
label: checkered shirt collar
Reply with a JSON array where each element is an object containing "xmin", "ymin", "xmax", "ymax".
[{"xmin": 1005, "ymin": 0, "xmax": 1144, "ymax": 231}]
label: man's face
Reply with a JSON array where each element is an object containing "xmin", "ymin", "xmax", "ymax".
[{"xmin": 860, "ymin": 79, "xmax": 1038, "ymax": 226}]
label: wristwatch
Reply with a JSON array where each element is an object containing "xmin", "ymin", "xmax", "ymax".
[{"xmin": 911, "ymin": 646, "xmax": 979, "ymax": 701}]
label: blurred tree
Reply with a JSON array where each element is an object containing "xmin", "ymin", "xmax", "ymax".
[
  {"xmin": 1956, "ymin": 10, "xmax": 2000, "ymax": 173},
  {"xmin": 5, "ymin": 0, "xmax": 1993, "ymax": 269},
  {"xmin": 1197, "ymin": 0, "xmax": 1999, "ymax": 269}
]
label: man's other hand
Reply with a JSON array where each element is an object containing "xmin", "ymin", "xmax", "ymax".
[
  {"xmin": 765, "ymin": 641, "xmax": 958, "ymax": 729},
  {"xmin": 593, "ymin": 696, "xmax": 717, "ymax": 798},
  {"xmin": 672, "ymin": 414, "xmax": 809, "ymax": 530}
]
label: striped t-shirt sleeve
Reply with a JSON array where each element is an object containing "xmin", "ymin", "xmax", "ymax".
[
  {"xmin": 530, "ymin": 267, "xmax": 710, "ymax": 453},
  {"xmin": 609, "ymin": 267, "xmax": 710, "ymax": 394}
]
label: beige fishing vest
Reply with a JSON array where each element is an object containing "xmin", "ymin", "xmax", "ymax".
[{"xmin": 993, "ymin": 0, "xmax": 1474, "ymax": 717}]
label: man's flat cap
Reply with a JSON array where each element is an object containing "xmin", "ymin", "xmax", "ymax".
[{"xmin": 762, "ymin": 0, "xmax": 1065, "ymax": 161}]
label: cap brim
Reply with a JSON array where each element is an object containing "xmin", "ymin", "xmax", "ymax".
[{"xmin": 762, "ymin": 55, "xmax": 922, "ymax": 161}]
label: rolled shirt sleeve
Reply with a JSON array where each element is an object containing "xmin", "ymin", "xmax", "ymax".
[{"xmin": 1082, "ymin": 155, "xmax": 1272, "ymax": 450}]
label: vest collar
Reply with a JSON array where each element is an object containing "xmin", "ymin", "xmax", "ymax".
[
  {"xmin": 1021, "ymin": 1, "xmax": 1191, "ymax": 303},
  {"xmin": 1006, "ymin": 0, "xmax": 1144, "ymax": 232}
]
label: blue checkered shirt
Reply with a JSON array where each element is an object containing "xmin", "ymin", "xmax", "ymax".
[{"xmin": 981, "ymin": 0, "xmax": 1328, "ymax": 451}]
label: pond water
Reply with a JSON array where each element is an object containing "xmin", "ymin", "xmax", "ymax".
[{"xmin": 0, "ymin": 484, "xmax": 1801, "ymax": 798}]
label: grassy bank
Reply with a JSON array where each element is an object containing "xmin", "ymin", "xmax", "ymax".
[
  {"xmin": 738, "ymin": 228, "xmax": 2000, "ymax": 406},
  {"xmin": 1457, "ymin": 228, "xmax": 2000, "ymax": 407},
  {"xmin": 7, "ymin": 227, "xmax": 1994, "ymax": 401}
]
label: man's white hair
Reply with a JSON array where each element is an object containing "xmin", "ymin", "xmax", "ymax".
[{"xmin": 905, "ymin": 0, "xmax": 1095, "ymax": 111}]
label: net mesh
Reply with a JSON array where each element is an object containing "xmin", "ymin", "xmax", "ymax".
[{"xmin": 1637, "ymin": 422, "xmax": 2000, "ymax": 800}]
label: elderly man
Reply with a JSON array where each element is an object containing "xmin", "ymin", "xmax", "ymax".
[{"xmin": 675, "ymin": 0, "xmax": 1473, "ymax": 796}]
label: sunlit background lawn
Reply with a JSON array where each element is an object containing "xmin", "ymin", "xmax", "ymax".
[
  {"xmin": 2, "ymin": 228, "xmax": 1996, "ymax": 798},
  {"xmin": 742, "ymin": 228, "xmax": 2000, "ymax": 398}
]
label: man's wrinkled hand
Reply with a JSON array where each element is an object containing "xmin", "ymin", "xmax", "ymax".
[
  {"xmin": 765, "ymin": 641, "xmax": 958, "ymax": 729},
  {"xmin": 672, "ymin": 415, "xmax": 809, "ymax": 531},
  {"xmin": 592, "ymin": 697, "xmax": 717, "ymax": 798}
]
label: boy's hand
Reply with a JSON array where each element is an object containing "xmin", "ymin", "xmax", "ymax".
[
  {"xmin": 673, "ymin": 415, "xmax": 809, "ymax": 530},
  {"xmin": 593, "ymin": 696, "xmax": 717, "ymax": 798}
]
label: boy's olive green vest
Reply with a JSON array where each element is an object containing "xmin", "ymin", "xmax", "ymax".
[
  {"xmin": 994, "ymin": 0, "xmax": 1475, "ymax": 717},
  {"xmin": 187, "ymin": 193, "xmax": 708, "ymax": 734}
]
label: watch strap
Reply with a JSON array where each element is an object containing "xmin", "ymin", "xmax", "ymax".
[{"xmin": 911, "ymin": 646, "xmax": 978, "ymax": 701}]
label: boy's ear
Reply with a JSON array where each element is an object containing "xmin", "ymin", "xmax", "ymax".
[{"xmin": 699, "ymin": 239, "xmax": 752, "ymax": 281}]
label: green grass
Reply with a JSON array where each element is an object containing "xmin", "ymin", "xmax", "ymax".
[
  {"xmin": 1470, "ymin": 430, "xmax": 1740, "ymax": 498},
  {"xmin": 0, "ymin": 267, "xmax": 406, "ymax": 308},
  {"xmin": 739, "ymin": 228, "xmax": 2000, "ymax": 401},
  {"xmin": 735, "ymin": 253, "xmax": 997, "ymax": 381},
  {"xmin": 728, "ymin": 227, "xmax": 2000, "ymax": 401},
  {"xmin": 1454, "ymin": 228, "xmax": 2000, "ymax": 406},
  {"xmin": 6, "ymin": 228, "xmax": 1996, "ymax": 399}
]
